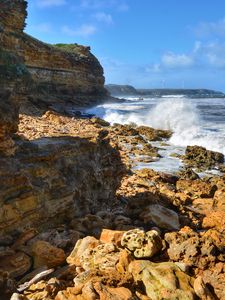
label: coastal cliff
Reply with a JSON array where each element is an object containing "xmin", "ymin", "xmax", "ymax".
[
  {"xmin": 1, "ymin": 1, "xmax": 225, "ymax": 300},
  {"xmin": 0, "ymin": 0, "xmax": 108, "ymax": 115}
]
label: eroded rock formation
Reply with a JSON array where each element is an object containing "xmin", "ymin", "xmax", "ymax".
[{"xmin": 0, "ymin": 0, "xmax": 108, "ymax": 116}]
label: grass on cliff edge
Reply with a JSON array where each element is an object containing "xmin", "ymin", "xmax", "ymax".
[{"xmin": 52, "ymin": 43, "xmax": 89, "ymax": 52}]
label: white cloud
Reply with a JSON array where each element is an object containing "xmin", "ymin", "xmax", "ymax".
[
  {"xmin": 162, "ymin": 52, "xmax": 194, "ymax": 68},
  {"xmin": 194, "ymin": 17, "xmax": 225, "ymax": 38},
  {"xmin": 36, "ymin": 0, "xmax": 66, "ymax": 8},
  {"xmin": 74, "ymin": 0, "xmax": 129, "ymax": 11},
  {"xmin": 194, "ymin": 42, "xmax": 225, "ymax": 68},
  {"xmin": 62, "ymin": 24, "xmax": 97, "ymax": 37},
  {"xmin": 94, "ymin": 12, "xmax": 113, "ymax": 24}
]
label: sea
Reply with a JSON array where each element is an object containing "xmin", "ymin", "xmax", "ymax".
[{"xmin": 85, "ymin": 95, "xmax": 225, "ymax": 175}]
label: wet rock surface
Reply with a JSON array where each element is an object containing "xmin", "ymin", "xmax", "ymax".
[{"xmin": 183, "ymin": 145, "xmax": 224, "ymax": 171}]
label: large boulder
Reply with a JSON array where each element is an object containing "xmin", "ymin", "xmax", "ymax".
[
  {"xmin": 183, "ymin": 145, "xmax": 224, "ymax": 171},
  {"xmin": 129, "ymin": 260, "xmax": 196, "ymax": 300}
]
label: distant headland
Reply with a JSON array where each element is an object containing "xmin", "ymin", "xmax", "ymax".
[{"xmin": 105, "ymin": 84, "xmax": 225, "ymax": 98}]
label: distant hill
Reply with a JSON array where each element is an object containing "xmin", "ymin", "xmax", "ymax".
[
  {"xmin": 105, "ymin": 84, "xmax": 225, "ymax": 98},
  {"xmin": 105, "ymin": 84, "xmax": 138, "ymax": 96},
  {"xmin": 137, "ymin": 88, "xmax": 225, "ymax": 98}
]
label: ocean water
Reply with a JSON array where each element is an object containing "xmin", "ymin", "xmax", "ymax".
[{"xmin": 85, "ymin": 96, "xmax": 225, "ymax": 173}]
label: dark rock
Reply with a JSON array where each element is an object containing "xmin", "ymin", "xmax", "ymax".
[{"xmin": 183, "ymin": 145, "xmax": 224, "ymax": 171}]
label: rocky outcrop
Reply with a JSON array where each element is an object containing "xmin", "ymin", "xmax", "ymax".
[
  {"xmin": 0, "ymin": 115, "xmax": 125, "ymax": 235},
  {"xmin": 183, "ymin": 145, "xmax": 224, "ymax": 171},
  {"xmin": 0, "ymin": 0, "xmax": 30, "ymax": 155},
  {"xmin": 0, "ymin": 0, "xmax": 108, "ymax": 116}
]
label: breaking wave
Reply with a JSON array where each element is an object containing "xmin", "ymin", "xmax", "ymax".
[{"xmin": 87, "ymin": 98, "xmax": 225, "ymax": 154}]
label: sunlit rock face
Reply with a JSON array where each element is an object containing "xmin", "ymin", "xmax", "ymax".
[{"xmin": 0, "ymin": 0, "xmax": 108, "ymax": 116}]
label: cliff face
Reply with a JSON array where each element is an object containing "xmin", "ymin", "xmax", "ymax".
[
  {"xmin": 0, "ymin": 0, "xmax": 30, "ymax": 155},
  {"xmin": 0, "ymin": 0, "xmax": 122, "ymax": 235},
  {"xmin": 21, "ymin": 38, "xmax": 107, "ymax": 112},
  {"xmin": 0, "ymin": 0, "xmax": 108, "ymax": 115},
  {"xmin": 0, "ymin": 122, "xmax": 125, "ymax": 235}
]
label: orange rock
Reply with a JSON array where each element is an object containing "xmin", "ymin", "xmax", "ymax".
[
  {"xmin": 100, "ymin": 229, "xmax": 125, "ymax": 246},
  {"xmin": 202, "ymin": 211, "xmax": 225, "ymax": 230},
  {"xmin": 94, "ymin": 282, "xmax": 133, "ymax": 300},
  {"xmin": 0, "ymin": 251, "xmax": 32, "ymax": 278},
  {"xmin": 176, "ymin": 179, "xmax": 217, "ymax": 198},
  {"xmin": 32, "ymin": 240, "xmax": 66, "ymax": 268}
]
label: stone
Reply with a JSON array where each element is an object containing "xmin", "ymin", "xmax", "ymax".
[
  {"xmin": 32, "ymin": 240, "xmax": 66, "ymax": 268},
  {"xmin": 129, "ymin": 260, "xmax": 196, "ymax": 299},
  {"xmin": 0, "ymin": 251, "xmax": 32, "ymax": 278},
  {"xmin": 201, "ymin": 262, "xmax": 225, "ymax": 300},
  {"xmin": 80, "ymin": 242, "xmax": 120, "ymax": 272},
  {"xmin": 176, "ymin": 179, "xmax": 217, "ymax": 198},
  {"xmin": 165, "ymin": 227, "xmax": 221, "ymax": 270},
  {"xmin": 100, "ymin": 229, "xmax": 125, "ymax": 246},
  {"xmin": 137, "ymin": 126, "xmax": 172, "ymax": 141},
  {"xmin": 194, "ymin": 276, "xmax": 215, "ymax": 300},
  {"xmin": 93, "ymin": 282, "xmax": 134, "ymax": 300},
  {"xmin": 121, "ymin": 229, "xmax": 162, "ymax": 258},
  {"xmin": 202, "ymin": 211, "xmax": 225, "ymax": 230},
  {"xmin": 177, "ymin": 168, "xmax": 200, "ymax": 180},
  {"xmin": 67, "ymin": 236, "xmax": 100, "ymax": 266},
  {"xmin": 56, "ymin": 281, "xmax": 134, "ymax": 300},
  {"xmin": 140, "ymin": 204, "xmax": 180, "ymax": 230},
  {"xmin": 183, "ymin": 145, "xmax": 224, "ymax": 171}
]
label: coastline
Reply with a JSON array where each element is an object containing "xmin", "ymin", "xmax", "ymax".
[
  {"xmin": 2, "ymin": 111, "xmax": 225, "ymax": 299},
  {"xmin": 1, "ymin": 1, "xmax": 225, "ymax": 299}
]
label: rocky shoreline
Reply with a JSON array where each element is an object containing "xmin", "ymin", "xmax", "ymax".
[
  {"xmin": 0, "ymin": 112, "xmax": 224, "ymax": 300},
  {"xmin": 1, "ymin": 1, "xmax": 225, "ymax": 299}
]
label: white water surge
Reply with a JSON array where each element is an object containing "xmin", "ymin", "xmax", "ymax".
[{"xmin": 87, "ymin": 98, "xmax": 225, "ymax": 155}]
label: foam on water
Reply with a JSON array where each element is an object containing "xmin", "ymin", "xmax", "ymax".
[{"xmin": 87, "ymin": 98, "xmax": 225, "ymax": 155}]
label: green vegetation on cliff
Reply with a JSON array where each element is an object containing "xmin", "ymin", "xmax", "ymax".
[{"xmin": 0, "ymin": 49, "xmax": 29, "ymax": 79}]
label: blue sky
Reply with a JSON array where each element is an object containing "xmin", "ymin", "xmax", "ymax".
[{"xmin": 26, "ymin": 0, "xmax": 225, "ymax": 91}]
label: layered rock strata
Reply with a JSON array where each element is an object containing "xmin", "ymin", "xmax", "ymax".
[
  {"xmin": 0, "ymin": 0, "xmax": 30, "ymax": 155},
  {"xmin": 0, "ymin": 113, "xmax": 126, "ymax": 235},
  {"xmin": 0, "ymin": 0, "xmax": 108, "ymax": 116}
]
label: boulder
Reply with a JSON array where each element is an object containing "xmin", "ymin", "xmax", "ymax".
[
  {"xmin": 67, "ymin": 236, "xmax": 100, "ymax": 266},
  {"xmin": 183, "ymin": 145, "xmax": 224, "ymax": 171},
  {"xmin": 129, "ymin": 260, "xmax": 196, "ymax": 299},
  {"xmin": 165, "ymin": 227, "xmax": 222, "ymax": 270},
  {"xmin": 121, "ymin": 229, "xmax": 162, "ymax": 258},
  {"xmin": 140, "ymin": 204, "xmax": 180, "ymax": 230},
  {"xmin": 32, "ymin": 240, "xmax": 66, "ymax": 268}
]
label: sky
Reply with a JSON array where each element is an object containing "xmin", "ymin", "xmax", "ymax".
[{"xmin": 25, "ymin": 0, "xmax": 225, "ymax": 91}]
